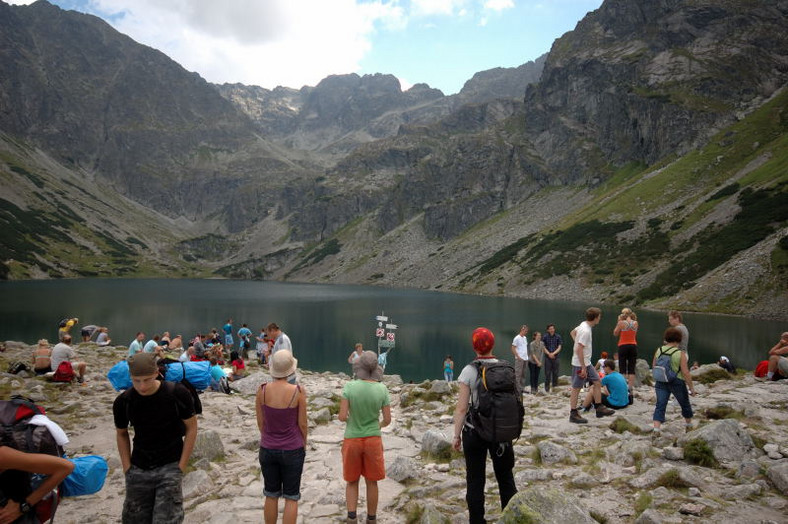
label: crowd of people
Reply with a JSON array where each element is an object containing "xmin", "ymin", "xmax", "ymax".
[{"xmin": 4, "ymin": 309, "xmax": 784, "ymax": 524}]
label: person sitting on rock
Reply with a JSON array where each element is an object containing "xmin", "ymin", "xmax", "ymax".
[
  {"xmin": 763, "ymin": 332, "xmax": 788, "ymax": 381},
  {"xmin": 717, "ymin": 356, "xmax": 735, "ymax": 374},
  {"xmin": 31, "ymin": 339, "xmax": 52, "ymax": 375},
  {"xmin": 228, "ymin": 351, "xmax": 246, "ymax": 381},
  {"xmin": 208, "ymin": 357, "xmax": 226, "ymax": 391},
  {"xmin": 600, "ymin": 359, "xmax": 632, "ymax": 409},
  {"xmin": 51, "ymin": 334, "xmax": 87, "ymax": 383},
  {"xmin": 95, "ymin": 327, "xmax": 112, "ymax": 347}
]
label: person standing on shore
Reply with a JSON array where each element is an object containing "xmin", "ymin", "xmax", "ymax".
[
  {"xmin": 256, "ymin": 350, "xmax": 307, "ymax": 524},
  {"xmin": 113, "ymin": 353, "xmax": 197, "ymax": 524},
  {"xmin": 569, "ymin": 307, "xmax": 614, "ymax": 424},
  {"xmin": 223, "ymin": 319, "xmax": 234, "ymax": 353},
  {"xmin": 443, "ymin": 355, "xmax": 454, "ymax": 382},
  {"xmin": 528, "ymin": 332, "xmax": 544, "ymax": 395},
  {"xmin": 452, "ymin": 327, "xmax": 518, "ymax": 523},
  {"xmin": 613, "ymin": 308, "xmax": 639, "ymax": 390},
  {"xmin": 338, "ymin": 351, "xmax": 391, "ymax": 524},
  {"xmin": 542, "ymin": 324, "xmax": 562, "ymax": 393},
  {"xmin": 57, "ymin": 317, "xmax": 78, "ymax": 342},
  {"xmin": 668, "ymin": 310, "xmax": 689, "ymax": 358},
  {"xmin": 651, "ymin": 327, "xmax": 695, "ymax": 433},
  {"xmin": 510, "ymin": 325, "xmax": 529, "ymax": 396}
]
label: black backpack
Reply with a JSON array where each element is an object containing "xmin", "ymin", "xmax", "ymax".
[{"xmin": 470, "ymin": 360, "xmax": 524, "ymax": 443}]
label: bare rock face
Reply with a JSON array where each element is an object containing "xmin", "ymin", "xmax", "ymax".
[{"xmin": 678, "ymin": 418, "xmax": 758, "ymax": 464}]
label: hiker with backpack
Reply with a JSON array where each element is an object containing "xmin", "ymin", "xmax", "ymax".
[
  {"xmin": 452, "ymin": 327, "xmax": 521, "ymax": 524},
  {"xmin": 113, "ymin": 353, "xmax": 198, "ymax": 523},
  {"xmin": 651, "ymin": 327, "xmax": 695, "ymax": 434},
  {"xmin": 50, "ymin": 335, "xmax": 87, "ymax": 383},
  {"xmin": 0, "ymin": 445, "xmax": 74, "ymax": 523}
]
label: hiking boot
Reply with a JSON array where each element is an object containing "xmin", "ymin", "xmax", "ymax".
[
  {"xmin": 596, "ymin": 405, "xmax": 615, "ymax": 418},
  {"xmin": 569, "ymin": 409, "xmax": 588, "ymax": 424}
]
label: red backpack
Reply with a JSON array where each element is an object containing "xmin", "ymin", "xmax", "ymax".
[
  {"xmin": 52, "ymin": 361, "xmax": 75, "ymax": 382},
  {"xmin": 754, "ymin": 360, "xmax": 769, "ymax": 378}
]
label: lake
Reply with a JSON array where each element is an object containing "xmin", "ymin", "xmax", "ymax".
[{"xmin": 0, "ymin": 279, "xmax": 783, "ymax": 383}]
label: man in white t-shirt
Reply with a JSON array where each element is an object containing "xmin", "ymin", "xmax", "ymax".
[
  {"xmin": 569, "ymin": 307, "xmax": 614, "ymax": 423},
  {"xmin": 510, "ymin": 325, "xmax": 529, "ymax": 396}
]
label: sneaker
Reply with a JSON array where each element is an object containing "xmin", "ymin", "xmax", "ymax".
[
  {"xmin": 569, "ymin": 409, "xmax": 588, "ymax": 424},
  {"xmin": 596, "ymin": 405, "xmax": 615, "ymax": 418}
]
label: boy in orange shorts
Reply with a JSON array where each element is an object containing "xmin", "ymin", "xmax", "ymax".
[{"xmin": 338, "ymin": 351, "xmax": 391, "ymax": 524}]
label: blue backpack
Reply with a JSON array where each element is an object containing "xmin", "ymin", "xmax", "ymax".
[{"xmin": 652, "ymin": 346, "xmax": 680, "ymax": 383}]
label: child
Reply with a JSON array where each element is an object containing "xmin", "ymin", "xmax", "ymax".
[
  {"xmin": 229, "ymin": 351, "xmax": 246, "ymax": 381},
  {"xmin": 338, "ymin": 351, "xmax": 391, "ymax": 524}
]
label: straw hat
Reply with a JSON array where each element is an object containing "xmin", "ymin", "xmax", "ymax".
[{"xmin": 270, "ymin": 350, "xmax": 297, "ymax": 378}]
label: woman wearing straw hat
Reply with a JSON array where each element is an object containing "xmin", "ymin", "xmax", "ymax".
[{"xmin": 255, "ymin": 350, "xmax": 307, "ymax": 524}]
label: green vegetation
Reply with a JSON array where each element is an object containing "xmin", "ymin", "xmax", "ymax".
[
  {"xmin": 683, "ymin": 439, "xmax": 719, "ymax": 468},
  {"xmin": 695, "ymin": 368, "xmax": 734, "ymax": 384},
  {"xmin": 610, "ymin": 417, "xmax": 643, "ymax": 434},
  {"xmin": 634, "ymin": 492, "xmax": 652, "ymax": 516},
  {"xmin": 289, "ymin": 238, "xmax": 342, "ymax": 274},
  {"xmin": 703, "ymin": 406, "xmax": 745, "ymax": 420},
  {"xmin": 654, "ymin": 469, "xmax": 690, "ymax": 489}
]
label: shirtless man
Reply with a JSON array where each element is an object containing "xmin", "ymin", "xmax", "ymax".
[{"xmin": 764, "ymin": 332, "xmax": 788, "ymax": 381}]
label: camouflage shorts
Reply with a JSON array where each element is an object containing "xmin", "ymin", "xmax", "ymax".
[{"xmin": 122, "ymin": 462, "xmax": 184, "ymax": 524}]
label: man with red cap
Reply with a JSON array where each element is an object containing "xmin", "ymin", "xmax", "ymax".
[{"xmin": 451, "ymin": 327, "xmax": 517, "ymax": 523}]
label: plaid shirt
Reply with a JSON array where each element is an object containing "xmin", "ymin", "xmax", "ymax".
[{"xmin": 542, "ymin": 332, "xmax": 563, "ymax": 353}]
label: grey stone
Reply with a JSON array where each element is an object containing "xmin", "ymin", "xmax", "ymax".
[
  {"xmin": 722, "ymin": 483, "xmax": 761, "ymax": 500},
  {"xmin": 388, "ymin": 455, "xmax": 418, "ymax": 482},
  {"xmin": 678, "ymin": 502, "xmax": 705, "ymax": 516},
  {"xmin": 634, "ymin": 359, "xmax": 651, "ymax": 386},
  {"xmin": 515, "ymin": 469, "xmax": 552, "ymax": 483},
  {"xmin": 382, "ymin": 374, "xmax": 404, "ymax": 386},
  {"xmin": 610, "ymin": 439, "xmax": 652, "ymax": 467},
  {"xmin": 183, "ymin": 469, "xmax": 213, "ymax": 499},
  {"xmin": 570, "ymin": 472, "xmax": 598, "ymax": 488},
  {"xmin": 629, "ymin": 467, "xmax": 673, "ymax": 489},
  {"xmin": 736, "ymin": 459, "xmax": 761, "ymax": 479},
  {"xmin": 678, "ymin": 419, "xmax": 756, "ymax": 463},
  {"xmin": 537, "ymin": 441, "xmax": 578, "ymax": 465},
  {"xmin": 634, "ymin": 509, "xmax": 664, "ymax": 524},
  {"xmin": 687, "ymin": 487, "xmax": 700, "ymax": 497},
  {"xmin": 192, "ymin": 430, "xmax": 225, "ymax": 461},
  {"xmin": 419, "ymin": 504, "xmax": 449, "ymax": 524},
  {"xmin": 309, "ymin": 396, "xmax": 335, "ymax": 410},
  {"xmin": 763, "ymin": 443, "xmax": 779, "ymax": 454},
  {"xmin": 422, "ymin": 429, "xmax": 451, "ymax": 458},
  {"xmin": 429, "ymin": 380, "xmax": 451, "ymax": 395},
  {"xmin": 766, "ymin": 462, "xmax": 788, "ymax": 495},
  {"xmin": 310, "ymin": 407, "xmax": 332, "ymax": 423},
  {"xmin": 497, "ymin": 486, "xmax": 596, "ymax": 523},
  {"xmin": 228, "ymin": 371, "xmax": 271, "ymax": 395},
  {"xmin": 662, "ymin": 447, "xmax": 684, "ymax": 461}
]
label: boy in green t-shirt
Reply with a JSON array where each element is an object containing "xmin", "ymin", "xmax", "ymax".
[{"xmin": 338, "ymin": 351, "xmax": 391, "ymax": 524}]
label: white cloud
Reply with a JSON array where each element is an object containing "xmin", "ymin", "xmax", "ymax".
[
  {"xmin": 410, "ymin": 0, "xmax": 468, "ymax": 17},
  {"xmin": 64, "ymin": 0, "xmax": 405, "ymax": 89},
  {"xmin": 483, "ymin": 0, "xmax": 514, "ymax": 11}
]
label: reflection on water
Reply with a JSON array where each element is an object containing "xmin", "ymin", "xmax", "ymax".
[{"xmin": 0, "ymin": 279, "xmax": 782, "ymax": 382}]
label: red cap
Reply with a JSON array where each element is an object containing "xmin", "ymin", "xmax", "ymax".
[{"xmin": 472, "ymin": 327, "xmax": 495, "ymax": 355}]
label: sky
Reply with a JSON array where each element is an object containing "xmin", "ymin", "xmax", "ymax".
[{"xmin": 8, "ymin": 0, "xmax": 603, "ymax": 95}]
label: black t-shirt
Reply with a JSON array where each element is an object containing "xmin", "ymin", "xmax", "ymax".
[{"xmin": 113, "ymin": 381, "xmax": 195, "ymax": 470}]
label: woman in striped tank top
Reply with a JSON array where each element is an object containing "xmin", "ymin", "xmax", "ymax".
[{"xmin": 613, "ymin": 308, "xmax": 639, "ymax": 390}]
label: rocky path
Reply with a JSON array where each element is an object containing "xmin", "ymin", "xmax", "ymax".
[{"xmin": 1, "ymin": 341, "xmax": 787, "ymax": 523}]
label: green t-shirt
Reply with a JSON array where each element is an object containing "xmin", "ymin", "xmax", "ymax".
[
  {"xmin": 654, "ymin": 344, "xmax": 684, "ymax": 381},
  {"xmin": 342, "ymin": 380, "xmax": 391, "ymax": 439}
]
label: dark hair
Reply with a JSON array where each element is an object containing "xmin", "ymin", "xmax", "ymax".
[
  {"xmin": 664, "ymin": 327, "xmax": 682, "ymax": 343},
  {"xmin": 546, "ymin": 324, "xmax": 555, "ymax": 330},
  {"xmin": 586, "ymin": 307, "xmax": 602, "ymax": 321},
  {"xmin": 668, "ymin": 310, "xmax": 683, "ymax": 322},
  {"xmin": 230, "ymin": 351, "xmax": 239, "ymax": 361},
  {"xmin": 604, "ymin": 359, "xmax": 616, "ymax": 370}
]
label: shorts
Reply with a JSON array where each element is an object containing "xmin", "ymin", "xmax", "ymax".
[
  {"xmin": 224, "ymin": 334, "xmax": 233, "ymax": 346},
  {"xmin": 342, "ymin": 436, "xmax": 385, "ymax": 482},
  {"xmin": 259, "ymin": 447, "xmax": 305, "ymax": 501},
  {"xmin": 571, "ymin": 364, "xmax": 600, "ymax": 389},
  {"xmin": 776, "ymin": 357, "xmax": 788, "ymax": 379},
  {"xmin": 618, "ymin": 344, "xmax": 637, "ymax": 375}
]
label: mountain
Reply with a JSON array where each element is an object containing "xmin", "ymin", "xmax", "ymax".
[{"xmin": 0, "ymin": 0, "xmax": 786, "ymax": 319}]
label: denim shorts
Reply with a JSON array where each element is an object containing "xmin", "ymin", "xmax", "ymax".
[{"xmin": 259, "ymin": 447, "xmax": 305, "ymax": 500}]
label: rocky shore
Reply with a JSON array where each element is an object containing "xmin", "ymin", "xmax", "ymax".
[{"xmin": 1, "ymin": 340, "xmax": 787, "ymax": 523}]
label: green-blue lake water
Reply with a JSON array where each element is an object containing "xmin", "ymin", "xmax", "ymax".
[{"xmin": 0, "ymin": 279, "xmax": 782, "ymax": 382}]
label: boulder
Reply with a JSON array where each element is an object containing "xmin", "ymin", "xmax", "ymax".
[
  {"xmin": 429, "ymin": 380, "xmax": 451, "ymax": 395},
  {"xmin": 663, "ymin": 447, "xmax": 684, "ymax": 461},
  {"xmin": 721, "ymin": 483, "xmax": 761, "ymax": 500},
  {"xmin": 634, "ymin": 509, "xmax": 665, "ymax": 524},
  {"xmin": 767, "ymin": 462, "xmax": 788, "ymax": 495},
  {"xmin": 736, "ymin": 459, "xmax": 761, "ymax": 479},
  {"xmin": 421, "ymin": 430, "xmax": 451, "ymax": 458},
  {"xmin": 497, "ymin": 486, "xmax": 596, "ymax": 524},
  {"xmin": 610, "ymin": 439, "xmax": 652, "ymax": 467},
  {"xmin": 229, "ymin": 371, "xmax": 270, "ymax": 395},
  {"xmin": 419, "ymin": 504, "xmax": 449, "ymax": 524},
  {"xmin": 537, "ymin": 441, "xmax": 577, "ymax": 465},
  {"xmin": 310, "ymin": 407, "xmax": 332, "ymax": 424},
  {"xmin": 183, "ymin": 469, "xmax": 213, "ymax": 499},
  {"xmin": 634, "ymin": 358, "xmax": 651, "ymax": 386},
  {"xmin": 192, "ymin": 430, "xmax": 225, "ymax": 461},
  {"xmin": 382, "ymin": 374, "xmax": 404, "ymax": 386},
  {"xmin": 309, "ymin": 397, "xmax": 335, "ymax": 410},
  {"xmin": 388, "ymin": 455, "xmax": 418, "ymax": 483},
  {"xmin": 678, "ymin": 419, "xmax": 756, "ymax": 463}
]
